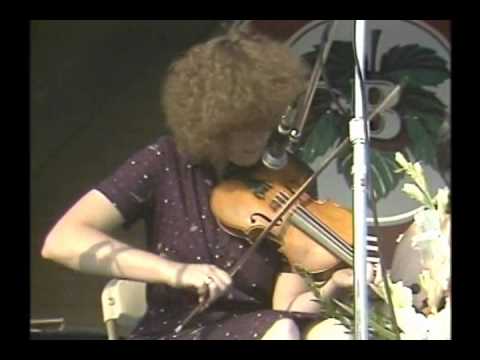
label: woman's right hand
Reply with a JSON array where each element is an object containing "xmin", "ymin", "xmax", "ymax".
[
  {"xmin": 320, "ymin": 264, "xmax": 375, "ymax": 301},
  {"xmin": 172, "ymin": 263, "xmax": 232, "ymax": 306}
]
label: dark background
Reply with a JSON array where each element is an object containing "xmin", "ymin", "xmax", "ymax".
[{"xmin": 30, "ymin": 20, "xmax": 224, "ymax": 333}]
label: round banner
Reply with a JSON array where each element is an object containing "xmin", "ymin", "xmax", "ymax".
[{"xmin": 234, "ymin": 20, "xmax": 450, "ymax": 220}]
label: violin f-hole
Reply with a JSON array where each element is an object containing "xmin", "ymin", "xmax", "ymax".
[{"xmin": 250, "ymin": 213, "xmax": 283, "ymax": 227}]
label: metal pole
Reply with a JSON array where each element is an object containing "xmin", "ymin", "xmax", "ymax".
[{"xmin": 350, "ymin": 20, "xmax": 369, "ymax": 340}]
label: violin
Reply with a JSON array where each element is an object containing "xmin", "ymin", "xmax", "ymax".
[
  {"xmin": 175, "ymin": 156, "xmax": 377, "ymax": 334},
  {"xmin": 210, "ymin": 156, "xmax": 360, "ymax": 275}
]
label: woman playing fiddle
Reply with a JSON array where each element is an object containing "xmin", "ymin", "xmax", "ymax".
[{"xmin": 41, "ymin": 25, "xmax": 362, "ymax": 340}]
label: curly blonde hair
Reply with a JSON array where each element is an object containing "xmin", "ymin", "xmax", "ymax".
[{"xmin": 162, "ymin": 26, "xmax": 309, "ymax": 165}]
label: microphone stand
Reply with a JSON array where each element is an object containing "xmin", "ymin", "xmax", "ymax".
[
  {"xmin": 288, "ymin": 20, "xmax": 337, "ymax": 153},
  {"xmin": 350, "ymin": 20, "xmax": 369, "ymax": 340},
  {"xmin": 292, "ymin": 21, "xmax": 375, "ymax": 339},
  {"xmin": 263, "ymin": 20, "xmax": 338, "ymax": 171}
]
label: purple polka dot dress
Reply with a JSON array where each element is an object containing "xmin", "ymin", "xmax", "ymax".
[{"xmin": 95, "ymin": 136, "xmax": 317, "ymax": 340}]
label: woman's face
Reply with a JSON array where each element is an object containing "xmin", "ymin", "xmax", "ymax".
[{"xmin": 226, "ymin": 129, "xmax": 272, "ymax": 167}]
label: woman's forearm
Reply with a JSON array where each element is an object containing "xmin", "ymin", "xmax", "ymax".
[{"xmin": 41, "ymin": 223, "xmax": 182, "ymax": 286}]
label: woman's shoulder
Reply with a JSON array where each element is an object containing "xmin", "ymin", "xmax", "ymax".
[
  {"xmin": 140, "ymin": 135, "xmax": 179, "ymax": 158},
  {"xmin": 151, "ymin": 134, "xmax": 176, "ymax": 150},
  {"xmin": 149, "ymin": 135, "xmax": 195, "ymax": 166}
]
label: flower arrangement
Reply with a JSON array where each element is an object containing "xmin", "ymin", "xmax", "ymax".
[{"xmin": 303, "ymin": 152, "xmax": 451, "ymax": 340}]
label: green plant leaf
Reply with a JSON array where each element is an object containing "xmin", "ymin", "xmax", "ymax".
[
  {"xmin": 299, "ymin": 112, "xmax": 342, "ymax": 163},
  {"xmin": 337, "ymin": 149, "xmax": 402, "ymax": 200},
  {"xmin": 396, "ymin": 87, "xmax": 446, "ymax": 117},
  {"xmin": 395, "ymin": 87, "xmax": 447, "ymax": 141},
  {"xmin": 404, "ymin": 115, "xmax": 438, "ymax": 168},
  {"xmin": 380, "ymin": 44, "xmax": 450, "ymax": 87},
  {"xmin": 303, "ymin": 41, "xmax": 354, "ymax": 97},
  {"xmin": 310, "ymin": 88, "xmax": 336, "ymax": 118}
]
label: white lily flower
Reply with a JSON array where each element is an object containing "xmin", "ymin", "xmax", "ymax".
[
  {"xmin": 426, "ymin": 297, "xmax": 451, "ymax": 340},
  {"xmin": 402, "ymin": 183, "xmax": 429, "ymax": 204},
  {"xmin": 409, "ymin": 209, "xmax": 451, "ymax": 311},
  {"xmin": 395, "ymin": 295, "xmax": 451, "ymax": 339},
  {"xmin": 397, "ymin": 307, "xmax": 430, "ymax": 340},
  {"xmin": 395, "ymin": 152, "xmax": 410, "ymax": 170},
  {"xmin": 390, "ymin": 282, "xmax": 414, "ymax": 309},
  {"xmin": 411, "ymin": 229, "xmax": 442, "ymax": 252},
  {"xmin": 411, "ymin": 209, "xmax": 450, "ymax": 269},
  {"xmin": 372, "ymin": 275, "xmax": 414, "ymax": 310},
  {"xmin": 414, "ymin": 209, "xmax": 442, "ymax": 233},
  {"xmin": 325, "ymin": 154, "xmax": 451, "ymax": 340},
  {"xmin": 412, "ymin": 162, "xmax": 429, "ymax": 192},
  {"xmin": 419, "ymin": 269, "xmax": 448, "ymax": 314},
  {"xmin": 396, "ymin": 152, "xmax": 438, "ymax": 209},
  {"xmin": 435, "ymin": 187, "xmax": 450, "ymax": 214}
]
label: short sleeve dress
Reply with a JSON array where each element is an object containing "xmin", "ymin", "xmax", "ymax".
[{"xmin": 95, "ymin": 136, "xmax": 318, "ymax": 340}]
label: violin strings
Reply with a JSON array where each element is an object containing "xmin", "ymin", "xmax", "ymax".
[
  {"xmin": 290, "ymin": 198, "xmax": 380, "ymax": 263},
  {"xmin": 274, "ymin": 192, "xmax": 353, "ymax": 259},
  {"xmin": 294, "ymin": 199, "xmax": 381, "ymax": 262},
  {"xmin": 274, "ymin": 191, "xmax": 380, "ymax": 263},
  {"xmin": 275, "ymin": 189, "xmax": 380, "ymax": 258},
  {"xmin": 274, "ymin": 191, "xmax": 350, "ymax": 250}
]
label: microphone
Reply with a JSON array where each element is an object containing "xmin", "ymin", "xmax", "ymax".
[{"xmin": 262, "ymin": 105, "xmax": 296, "ymax": 170}]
